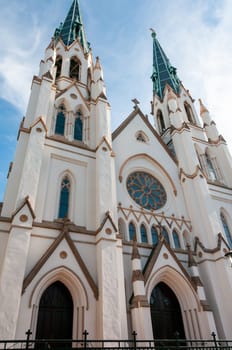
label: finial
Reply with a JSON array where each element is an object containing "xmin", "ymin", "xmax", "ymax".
[
  {"xmin": 131, "ymin": 238, "xmax": 141, "ymax": 260},
  {"xmin": 95, "ymin": 56, "xmax": 101, "ymax": 69},
  {"xmin": 150, "ymin": 28, "xmax": 156, "ymax": 39},
  {"xmin": 199, "ymin": 99, "xmax": 209, "ymax": 115}
]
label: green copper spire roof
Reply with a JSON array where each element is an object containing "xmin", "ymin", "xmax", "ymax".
[
  {"xmin": 54, "ymin": 0, "xmax": 90, "ymax": 52},
  {"xmin": 151, "ymin": 30, "xmax": 180, "ymax": 99}
]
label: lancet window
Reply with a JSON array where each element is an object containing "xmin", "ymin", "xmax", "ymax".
[
  {"xmin": 161, "ymin": 227, "xmax": 170, "ymax": 245},
  {"xmin": 55, "ymin": 105, "xmax": 66, "ymax": 136},
  {"xmin": 221, "ymin": 212, "xmax": 232, "ymax": 248},
  {"xmin": 74, "ymin": 111, "xmax": 83, "ymax": 141},
  {"xmin": 140, "ymin": 224, "xmax": 148, "ymax": 243},
  {"xmin": 129, "ymin": 222, "xmax": 136, "ymax": 241},
  {"xmin": 172, "ymin": 230, "xmax": 181, "ymax": 249},
  {"xmin": 151, "ymin": 226, "xmax": 159, "ymax": 246},
  {"xmin": 157, "ymin": 109, "xmax": 165, "ymax": 133},
  {"xmin": 58, "ymin": 176, "xmax": 70, "ymax": 218},
  {"xmin": 70, "ymin": 57, "xmax": 80, "ymax": 80},
  {"xmin": 184, "ymin": 102, "xmax": 196, "ymax": 124},
  {"xmin": 55, "ymin": 56, "xmax": 62, "ymax": 79}
]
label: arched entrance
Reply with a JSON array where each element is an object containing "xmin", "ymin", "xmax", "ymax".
[
  {"xmin": 150, "ymin": 282, "xmax": 185, "ymax": 339},
  {"xmin": 36, "ymin": 281, "xmax": 73, "ymax": 341}
]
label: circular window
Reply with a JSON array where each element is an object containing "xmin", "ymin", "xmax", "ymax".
[{"xmin": 126, "ymin": 172, "xmax": 166, "ymax": 210}]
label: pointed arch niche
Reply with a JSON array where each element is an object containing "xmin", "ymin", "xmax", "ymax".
[
  {"xmin": 146, "ymin": 266, "xmax": 207, "ymax": 339},
  {"xmin": 29, "ymin": 267, "xmax": 88, "ymax": 339},
  {"xmin": 70, "ymin": 56, "xmax": 81, "ymax": 80},
  {"xmin": 184, "ymin": 101, "xmax": 196, "ymax": 124},
  {"xmin": 55, "ymin": 55, "xmax": 62, "ymax": 80},
  {"xmin": 220, "ymin": 209, "xmax": 232, "ymax": 248},
  {"xmin": 156, "ymin": 109, "xmax": 165, "ymax": 134}
]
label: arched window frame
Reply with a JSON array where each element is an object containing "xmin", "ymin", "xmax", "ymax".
[
  {"xmin": 184, "ymin": 102, "xmax": 196, "ymax": 124},
  {"xmin": 151, "ymin": 225, "xmax": 159, "ymax": 246},
  {"xmin": 135, "ymin": 130, "xmax": 149, "ymax": 143},
  {"xmin": 205, "ymin": 149, "xmax": 221, "ymax": 182},
  {"xmin": 220, "ymin": 212, "xmax": 232, "ymax": 248},
  {"xmin": 161, "ymin": 226, "xmax": 170, "ymax": 245},
  {"xmin": 74, "ymin": 110, "xmax": 83, "ymax": 141},
  {"xmin": 58, "ymin": 175, "xmax": 71, "ymax": 219},
  {"xmin": 70, "ymin": 56, "xmax": 81, "ymax": 80},
  {"xmin": 157, "ymin": 109, "xmax": 165, "ymax": 134},
  {"xmin": 55, "ymin": 56, "xmax": 62, "ymax": 80},
  {"xmin": 140, "ymin": 224, "xmax": 148, "ymax": 243},
  {"xmin": 129, "ymin": 222, "xmax": 136, "ymax": 241},
  {"xmin": 55, "ymin": 105, "xmax": 66, "ymax": 136},
  {"xmin": 172, "ymin": 230, "xmax": 181, "ymax": 249}
]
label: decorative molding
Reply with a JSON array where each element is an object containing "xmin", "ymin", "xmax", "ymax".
[
  {"xmin": 96, "ymin": 211, "xmax": 118, "ymax": 234},
  {"xmin": 95, "ymin": 136, "xmax": 112, "ymax": 152},
  {"xmin": 112, "ymin": 107, "xmax": 177, "ymax": 164},
  {"xmin": 118, "ymin": 153, "xmax": 177, "ymax": 196},
  {"xmin": 131, "ymin": 240, "xmax": 141, "ymax": 260},
  {"xmin": 179, "ymin": 165, "xmax": 205, "ymax": 180},
  {"xmin": 194, "ymin": 233, "xmax": 230, "ymax": 254},
  {"xmin": 130, "ymin": 295, "xmax": 149, "ymax": 309},
  {"xmin": 170, "ymin": 122, "xmax": 190, "ymax": 135},
  {"xmin": 12, "ymin": 196, "xmax": 36, "ymax": 221},
  {"xmin": 23, "ymin": 221, "xmax": 98, "ymax": 299},
  {"xmin": 191, "ymin": 276, "xmax": 203, "ymax": 287},
  {"xmin": 200, "ymin": 299, "xmax": 212, "ymax": 312},
  {"xmin": 132, "ymin": 270, "xmax": 144, "ymax": 282},
  {"xmin": 118, "ymin": 206, "xmax": 192, "ymax": 232}
]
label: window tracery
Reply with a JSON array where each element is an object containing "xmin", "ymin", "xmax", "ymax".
[
  {"xmin": 126, "ymin": 172, "xmax": 167, "ymax": 210},
  {"xmin": 140, "ymin": 224, "xmax": 148, "ymax": 243},
  {"xmin": 55, "ymin": 105, "xmax": 66, "ymax": 136},
  {"xmin": 129, "ymin": 222, "xmax": 136, "ymax": 241},
  {"xmin": 221, "ymin": 212, "xmax": 232, "ymax": 248},
  {"xmin": 58, "ymin": 176, "xmax": 70, "ymax": 218},
  {"xmin": 70, "ymin": 57, "xmax": 80, "ymax": 80}
]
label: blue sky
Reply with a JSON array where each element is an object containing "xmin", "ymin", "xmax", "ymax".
[{"xmin": 0, "ymin": 0, "xmax": 232, "ymax": 201}]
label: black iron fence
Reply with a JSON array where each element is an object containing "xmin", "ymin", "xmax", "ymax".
[{"xmin": 0, "ymin": 330, "xmax": 232, "ymax": 350}]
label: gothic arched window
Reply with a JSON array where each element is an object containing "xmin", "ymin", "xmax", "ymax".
[
  {"xmin": 55, "ymin": 106, "xmax": 65, "ymax": 136},
  {"xmin": 161, "ymin": 227, "xmax": 170, "ymax": 245},
  {"xmin": 74, "ymin": 111, "xmax": 83, "ymax": 141},
  {"xmin": 55, "ymin": 56, "xmax": 62, "ymax": 79},
  {"xmin": 184, "ymin": 102, "xmax": 195, "ymax": 124},
  {"xmin": 129, "ymin": 222, "xmax": 136, "ymax": 241},
  {"xmin": 172, "ymin": 230, "xmax": 181, "ymax": 249},
  {"xmin": 221, "ymin": 212, "xmax": 232, "ymax": 247},
  {"xmin": 205, "ymin": 151, "xmax": 218, "ymax": 181},
  {"xmin": 140, "ymin": 224, "xmax": 148, "ymax": 243},
  {"xmin": 58, "ymin": 176, "xmax": 70, "ymax": 218},
  {"xmin": 151, "ymin": 226, "xmax": 159, "ymax": 246},
  {"xmin": 157, "ymin": 109, "xmax": 165, "ymax": 133},
  {"xmin": 70, "ymin": 57, "xmax": 80, "ymax": 80}
]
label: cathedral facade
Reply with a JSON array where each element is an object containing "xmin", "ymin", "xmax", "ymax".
[{"xmin": 0, "ymin": 0, "xmax": 232, "ymax": 341}]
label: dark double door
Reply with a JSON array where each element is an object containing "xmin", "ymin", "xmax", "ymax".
[
  {"xmin": 150, "ymin": 282, "xmax": 186, "ymax": 340},
  {"xmin": 36, "ymin": 281, "xmax": 73, "ymax": 343}
]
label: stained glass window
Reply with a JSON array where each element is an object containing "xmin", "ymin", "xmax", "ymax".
[
  {"xmin": 161, "ymin": 227, "xmax": 170, "ymax": 245},
  {"xmin": 172, "ymin": 230, "xmax": 181, "ymax": 249},
  {"xmin": 140, "ymin": 224, "xmax": 148, "ymax": 243},
  {"xmin": 58, "ymin": 176, "xmax": 70, "ymax": 218},
  {"xmin": 55, "ymin": 106, "xmax": 65, "ymax": 136},
  {"xmin": 221, "ymin": 213, "xmax": 232, "ymax": 247},
  {"xmin": 126, "ymin": 172, "xmax": 166, "ymax": 210},
  {"xmin": 129, "ymin": 222, "xmax": 136, "ymax": 241},
  {"xmin": 151, "ymin": 226, "xmax": 159, "ymax": 246},
  {"xmin": 74, "ymin": 112, "xmax": 83, "ymax": 141}
]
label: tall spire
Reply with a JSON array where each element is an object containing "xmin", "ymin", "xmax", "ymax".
[
  {"xmin": 151, "ymin": 30, "xmax": 180, "ymax": 99},
  {"xmin": 54, "ymin": 0, "xmax": 90, "ymax": 52}
]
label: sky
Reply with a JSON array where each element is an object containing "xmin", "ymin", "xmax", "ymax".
[{"xmin": 0, "ymin": 0, "xmax": 232, "ymax": 201}]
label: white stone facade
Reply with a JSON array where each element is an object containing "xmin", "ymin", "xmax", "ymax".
[{"xmin": 0, "ymin": 1, "xmax": 232, "ymax": 342}]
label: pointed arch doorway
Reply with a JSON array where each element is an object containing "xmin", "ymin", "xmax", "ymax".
[
  {"xmin": 36, "ymin": 281, "xmax": 73, "ymax": 342},
  {"xmin": 150, "ymin": 282, "xmax": 186, "ymax": 339}
]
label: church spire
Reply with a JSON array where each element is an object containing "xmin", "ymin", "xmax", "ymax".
[
  {"xmin": 151, "ymin": 30, "xmax": 180, "ymax": 99},
  {"xmin": 54, "ymin": 0, "xmax": 89, "ymax": 52}
]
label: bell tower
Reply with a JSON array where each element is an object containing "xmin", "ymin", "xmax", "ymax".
[{"xmin": 0, "ymin": 0, "xmax": 127, "ymax": 340}]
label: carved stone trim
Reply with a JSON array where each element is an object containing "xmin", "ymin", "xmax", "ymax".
[
  {"xmin": 191, "ymin": 276, "xmax": 203, "ymax": 287},
  {"xmin": 179, "ymin": 165, "xmax": 205, "ymax": 180},
  {"xmin": 130, "ymin": 295, "xmax": 149, "ymax": 309},
  {"xmin": 200, "ymin": 300, "xmax": 212, "ymax": 311},
  {"xmin": 132, "ymin": 270, "xmax": 144, "ymax": 282}
]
